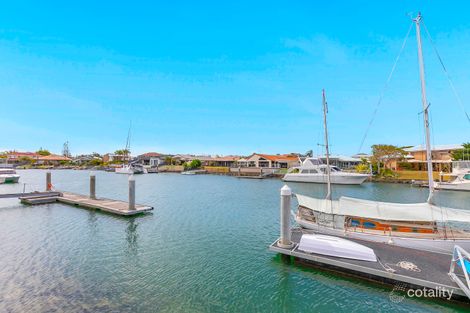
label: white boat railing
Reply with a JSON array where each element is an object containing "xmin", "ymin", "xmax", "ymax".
[{"xmin": 449, "ymin": 245, "xmax": 470, "ymax": 299}]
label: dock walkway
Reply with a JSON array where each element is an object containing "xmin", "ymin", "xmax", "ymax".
[
  {"xmin": 19, "ymin": 191, "xmax": 153, "ymax": 216},
  {"xmin": 270, "ymin": 228, "xmax": 469, "ymax": 301}
]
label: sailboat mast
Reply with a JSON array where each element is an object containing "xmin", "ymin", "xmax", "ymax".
[
  {"xmin": 125, "ymin": 121, "xmax": 132, "ymax": 164},
  {"xmin": 322, "ymin": 89, "xmax": 332, "ymax": 200},
  {"xmin": 413, "ymin": 12, "xmax": 435, "ymax": 203}
]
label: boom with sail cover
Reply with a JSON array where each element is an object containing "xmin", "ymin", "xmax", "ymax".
[{"xmin": 297, "ymin": 194, "xmax": 470, "ymax": 223}]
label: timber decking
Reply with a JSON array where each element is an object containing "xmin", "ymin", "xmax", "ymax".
[
  {"xmin": 58, "ymin": 192, "xmax": 153, "ymax": 215},
  {"xmin": 18, "ymin": 191, "xmax": 153, "ymax": 216}
]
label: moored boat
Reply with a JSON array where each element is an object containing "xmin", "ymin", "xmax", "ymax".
[
  {"xmin": 0, "ymin": 169, "xmax": 20, "ymax": 183},
  {"xmin": 435, "ymin": 161, "xmax": 470, "ymax": 191},
  {"xmin": 293, "ymin": 13, "xmax": 470, "ymax": 255},
  {"xmin": 115, "ymin": 163, "xmax": 147, "ymax": 174},
  {"xmin": 283, "ymin": 158, "xmax": 369, "ymax": 185}
]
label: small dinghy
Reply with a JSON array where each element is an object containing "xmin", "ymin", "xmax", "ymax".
[{"xmin": 298, "ymin": 234, "xmax": 377, "ymax": 262}]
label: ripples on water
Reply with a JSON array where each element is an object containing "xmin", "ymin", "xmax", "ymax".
[{"xmin": 0, "ymin": 170, "xmax": 468, "ymax": 312}]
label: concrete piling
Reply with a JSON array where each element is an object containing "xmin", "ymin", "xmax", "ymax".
[
  {"xmin": 278, "ymin": 184, "xmax": 293, "ymax": 248},
  {"xmin": 90, "ymin": 172, "xmax": 96, "ymax": 199},
  {"xmin": 128, "ymin": 175, "xmax": 136, "ymax": 210},
  {"xmin": 46, "ymin": 171, "xmax": 52, "ymax": 191}
]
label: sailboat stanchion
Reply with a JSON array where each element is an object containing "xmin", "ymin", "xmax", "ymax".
[
  {"xmin": 89, "ymin": 172, "xmax": 96, "ymax": 199},
  {"xmin": 46, "ymin": 171, "xmax": 52, "ymax": 191},
  {"xmin": 278, "ymin": 185, "xmax": 294, "ymax": 249},
  {"xmin": 129, "ymin": 175, "xmax": 136, "ymax": 210}
]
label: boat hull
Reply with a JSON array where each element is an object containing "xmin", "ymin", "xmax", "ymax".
[
  {"xmin": 0, "ymin": 174, "xmax": 20, "ymax": 183},
  {"xmin": 435, "ymin": 182, "xmax": 470, "ymax": 191},
  {"xmin": 283, "ymin": 173, "xmax": 368, "ymax": 185},
  {"xmin": 295, "ymin": 216, "xmax": 470, "ymax": 255},
  {"xmin": 298, "ymin": 234, "xmax": 377, "ymax": 262},
  {"xmin": 115, "ymin": 166, "xmax": 146, "ymax": 174}
]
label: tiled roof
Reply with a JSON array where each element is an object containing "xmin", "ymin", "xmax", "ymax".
[
  {"xmin": 211, "ymin": 156, "xmax": 240, "ymax": 161},
  {"xmin": 7, "ymin": 151, "xmax": 39, "ymax": 157},
  {"xmin": 139, "ymin": 152, "xmax": 163, "ymax": 158},
  {"xmin": 255, "ymin": 153, "xmax": 299, "ymax": 162},
  {"xmin": 38, "ymin": 154, "xmax": 71, "ymax": 161}
]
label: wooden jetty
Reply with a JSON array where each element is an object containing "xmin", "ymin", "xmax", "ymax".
[
  {"xmin": 57, "ymin": 192, "xmax": 152, "ymax": 215},
  {"xmin": 0, "ymin": 191, "xmax": 61, "ymax": 199},
  {"xmin": 5, "ymin": 172, "xmax": 153, "ymax": 216},
  {"xmin": 19, "ymin": 192, "xmax": 153, "ymax": 215},
  {"xmin": 269, "ymin": 185, "xmax": 470, "ymax": 303}
]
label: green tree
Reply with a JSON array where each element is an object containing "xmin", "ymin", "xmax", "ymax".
[
  {"xmin": 190, "ymin": 159, "xmax": 202, "ymax": 169},
  {"xmin": 36, "ymin": 148, "xmax": 51, "ymax": 156},
  {"xmin": 184, "ymin": 159, "xmax": 202, "ymax": 170},
  {"xmin": 18, "ymin": 156, "xmax": 35, "ymax": 164},
  {"xmin": 164, "ymin": 156, "xmax": 174, "ymax": 165},
  {"xmin": 114, "ymin": 149, "xmax": 130, "ymax": 155},
  {"xmin": 88, "ymin": 158, "xmax": 103, "ymax": 166},
  {"xmin": 451, "ymin": 143, "xmax": 470, "ymax": 160},
  {"xmin": 370, "ymin": 144, "xmax": 406, "ymax": 174}
]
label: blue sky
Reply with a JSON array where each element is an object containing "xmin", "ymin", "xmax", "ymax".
[{"xmin": 1, "ymin": 1, "xmax": 470, "ymax": 156}]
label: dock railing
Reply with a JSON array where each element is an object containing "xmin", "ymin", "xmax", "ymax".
[{"xmin": 449, "ymin": 245, "xmax": 470, "ymax": 299}]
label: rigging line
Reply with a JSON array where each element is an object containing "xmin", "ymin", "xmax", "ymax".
[
  {"xmin": 422, "ymin": 21, "xmax": 470, "ymax": 125},
  {"xmin": 357, "ymin": 22, "xmax": 414, "ymax": 153}
]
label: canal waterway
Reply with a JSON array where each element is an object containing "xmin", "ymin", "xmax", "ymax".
[{"xmin": 0, "ymin": 170, "xmax": 468, "ymax": 312}]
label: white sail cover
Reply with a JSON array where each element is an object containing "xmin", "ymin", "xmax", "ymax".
[{"xmin": 296, "ymin": 194, "xmax": 470, "ymax": 223}]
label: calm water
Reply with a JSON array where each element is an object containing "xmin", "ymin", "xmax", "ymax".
[{"xmin": 0, "ymin": 170, "xmax": 469, "ymax": 312}]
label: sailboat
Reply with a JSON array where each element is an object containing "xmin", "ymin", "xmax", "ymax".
[
  {"xmin": 115, "ymin": 123, "xmax": 147, "ymax": 175},
  {"xmin": 294, "ymin": 13, "xmax": 470, "ymax": 255}
]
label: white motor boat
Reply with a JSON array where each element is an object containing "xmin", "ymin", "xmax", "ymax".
[
  {"xmin": 181, "ymin": 169, "xmax": 206, "ymax": 175},
  {"xmin": 283, "ymin": 158, "xmax": 369, "ymax": 185},
  {"xmin": 115, "ymin": 163, "xmax": 147, "ymax": 174},
  {"xmin": 435, "ymin": 161, "xmax": 470, "ymax": 191},
  {"xmin": 435, "ymin": 173, "xmax": 470, "ymax": 191},
  {"xmin": 298, "ymin": 233, "xmax": 377, "ymax": 262},
  {"xmin": 0, "ymin": 169, "xmax": 20, "ymax": 183}
]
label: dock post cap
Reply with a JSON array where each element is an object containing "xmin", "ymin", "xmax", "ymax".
[
  {"xmin": 277, "ymin": 239, "xmax": 294, "ymax": 249},
  {"xmin": 128, "ymin": 174, "xmax": 135, "ymax": 181},
  {"xmin": 89, "ymin": 171, "xmax": 95, "ymax": 177},
  {"xmin": 280, "ymin": 185, "xmax": 291, "ymax": 196}
]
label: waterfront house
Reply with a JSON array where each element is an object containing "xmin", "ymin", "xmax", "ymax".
[
  {"xmin": 172, "ymin": 154, "xmax": 214, "ymax": 166},
  {"xmin": 318, "ymin": 155, "xmax": 362, "ymax": 170},
  {"xmin": 71, "ymin": 154, "xmax": 102, "ymax": 165},
  {"xmin": 237, "ymin": 153, "xmax": 300, "ymax": 169},
  {"xmin": 102, "ymin": 153, "xmax": 130, "ymax": 164},
  {"xmin": 204, "ymin": 156, "xmax": 240, "ymax": 167},
  {"xmin": 5, "ymin": 151, "xmax": 40, "ymax": 165},
  {"xmin": 136, "ymin": 152, "xmax": 166, "ymax": 167},
  {"xmin": 380, "ymin": 144, "xmax": 463, "ymax": 172},
  {"xmin": 403, "ymin": 144, "xmax": 463, "ymax": 172},
  {"xmin": 36, "ymin": 154, "xmax": 71, "ymax": 166}
]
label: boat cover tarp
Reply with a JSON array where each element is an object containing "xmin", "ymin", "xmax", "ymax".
[{"xmin": 296, "ymin": 194, "xmax": 470, "ymax": 223}]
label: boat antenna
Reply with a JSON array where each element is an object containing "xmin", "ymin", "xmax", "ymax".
[
  {"xmin": 322, "ymin": 89, "xmax": 332, "ymax": 200},
  {"xmin": 413, "ymin": 12, "xmax": 435, "ymax": 203}
]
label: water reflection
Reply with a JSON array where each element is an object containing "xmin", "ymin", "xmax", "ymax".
[
  {"xmin": 125, "ymin": 217, "xmax": 139, "ymax": 257},
  {"xmin": 87, "ymin": 210, "xmax": 98, "ymax": 236}
]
